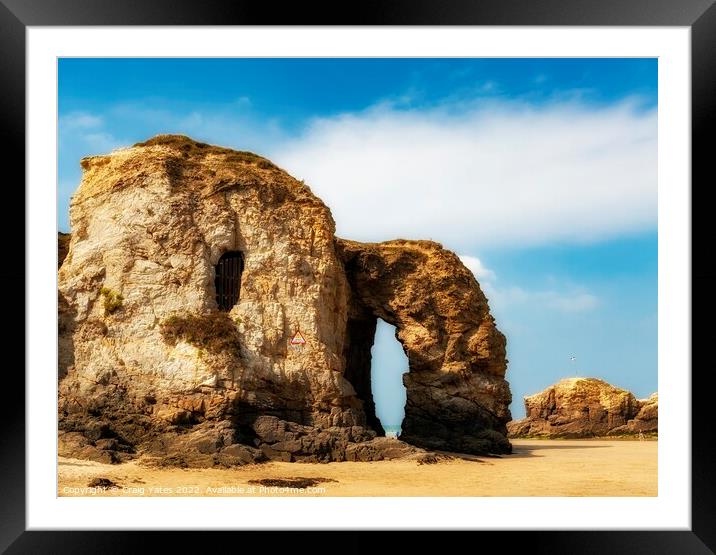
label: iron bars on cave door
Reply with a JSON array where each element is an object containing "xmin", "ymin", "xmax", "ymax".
[{"xmin": 215, "ymin": 251, "xmax": 244, "ymax": 311}]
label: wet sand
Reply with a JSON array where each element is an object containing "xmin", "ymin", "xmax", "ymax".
[{"xmin": 58, "ymin": 439, "xmax": 657, "ymax": 497}]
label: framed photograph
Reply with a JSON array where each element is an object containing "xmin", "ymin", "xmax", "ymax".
[{"xmin": 6, "ymin": 0, "xmax": 715, "ymax": 552}]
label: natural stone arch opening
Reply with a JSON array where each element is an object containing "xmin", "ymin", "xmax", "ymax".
[
  {"xmin": 370, "ymin": 319, "xmax": 408, "ymax": 437},
  {"xmin": 343, "ymin": 316, "xmax": 408, "ymax": 438},
  {"xmin": 341, "ymin": 308, "xmax": 428, "ymax": 443},
  {"xmin": 215, "ymin": 251, "xmax": 244, "ymax": 311}
]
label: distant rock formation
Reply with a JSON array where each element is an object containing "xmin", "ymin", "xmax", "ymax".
[
  {"xmin": 58, "ymin": 135, "xmax": 512, "ymax": 465},
  {"xmin": 507, "ymin": 378, "xmax": 657, "ymax": 438},
  {"xmin": 610, "ymin": 392, "xmax": 658, "ymax": 435}
]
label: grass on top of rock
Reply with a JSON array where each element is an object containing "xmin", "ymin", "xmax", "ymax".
[
  {"xmin": 100, "ymin": 287, "xmax": 123, "ymax": 315},
  {"xmin": 133, "ymin": 134, "xmax": 277, "ymax": 170},
  {"xmin": 160, "ymin": 312, "xmax": 241, "ymax": 354}
]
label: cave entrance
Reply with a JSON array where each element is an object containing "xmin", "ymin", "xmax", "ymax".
[
  {"xmin": 344, "ymin": 316, "xmax": 408, "ymax": 437},
  {"xmin": 215, "ymin": 251, "xmax": 244, "ymax": 311}
]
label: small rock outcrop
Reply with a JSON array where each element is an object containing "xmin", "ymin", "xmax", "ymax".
[
  {"xmin": 609, "ymin": 392, "xmax": 658, "ymax": 435},
  {"xmin": 507, "ymin": 378, "xmax": 657, "ymax": 438},
  {"xmin": 58, "ymin": 135, "xmax": 512, "ymax": 465}
]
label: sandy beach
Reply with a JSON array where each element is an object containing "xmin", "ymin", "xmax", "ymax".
[{"xmin": 58, "ymin": 439, "xmax": 657, "ymax": 497}]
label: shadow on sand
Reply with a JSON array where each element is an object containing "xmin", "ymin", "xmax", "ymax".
[
  {"xmin": 434, "ymin": 442, "xmax": 611, "ymax": 462},
  {"xmin": 507, "ymin": 442, "xmax": 610, "ymax": 459},
  {"xmin": 58, "ymin": 460, "xmax": 104, "ymax": 468}
]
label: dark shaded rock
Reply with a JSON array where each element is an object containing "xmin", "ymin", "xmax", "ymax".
[
  {"xmin": 58, "ymin": 232, "xmax": 70, "ymax": 269},
  {"xmin": 250, "ymin": 416, "xmax": 437, "ymax": 462},
  {"xmin": 260, "ymin": 444, "xmax": 293, "ymax": 462},
  {"xmin": 219, "ymin": 444, "xmax": 266, "ymax": 465},
  {"xmin": 415, "ymin": 453, "xmax": 453, "ymax": 465},
  {"xmin": 252, "ymin": 415, "xmax": 300, "ymax": 444},
  {"xmin": 94, "ymin": 438, "xmax": 119, "ymax": 451},
  {"xmin": 88, "ymin": 477, "xmax": 118, "ymax": 488},
  {"xmin": 345, "ymin": 437, "xmax": 424, "ymax": 462},
  {"xmin": 58, "ymin": 431, "xmax": 122, "ymax": 464},
  {"xmin": 248, "ymin": 477, "xmax": 336, "ymax": 489},
  {"xmin": 139, "ymin": 421, "xmax": 261, "ymax": 467},
  {"xmin": 82, "ymin": 421, "xmax": 113, "ymax": 441},
  {"xmin": 179, "ymin": 423, "xmax": 235, "ymax": 454}
]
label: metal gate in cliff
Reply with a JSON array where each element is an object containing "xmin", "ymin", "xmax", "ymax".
[{"xmin": 215, "ymin": 251, "xmax": 244, "ymax": 311}]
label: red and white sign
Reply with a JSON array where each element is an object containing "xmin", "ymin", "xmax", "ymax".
[{"xmin": 290, "ymin": 331, "xmax": 306, "ymax": 346}]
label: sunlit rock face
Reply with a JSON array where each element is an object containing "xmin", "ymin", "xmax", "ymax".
[
  {"xmin": 58, "ymin": 135, "xmax": 512, "ymax": 465},
  {"xmin": 507, "ymin": 378, "xmax": 658, "ymax": 438}
]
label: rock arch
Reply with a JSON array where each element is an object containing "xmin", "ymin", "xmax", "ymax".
[{"xmin": 337, "ymin": 239, "xmax": 512, "ymax": 454}]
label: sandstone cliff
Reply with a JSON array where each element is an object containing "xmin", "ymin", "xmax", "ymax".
[
  {"xmin": 58, "ymin": 135, "xmax": 511, "ymax": 465},
  {"xmin": 507, "ymin": 378, "xmax": 657, "ymax": 438},
  {"xmin": 58, "ymin": 232, "xmax": 70, "ymax": 268}
]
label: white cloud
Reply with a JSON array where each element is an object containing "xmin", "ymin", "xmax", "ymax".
[
  {"xmin": 59, "ymin": 110, "xmax": 125, "ymax": 159},
  {"xmin": 459, "ymin": 254, "xmax": 598, "ymax": 313},
  {"xmin": 487, "ymin": 284, "xmax": 598, "ymax": 313},
  {"xmin": 489, "ymin": 284, "xmax": 599, "ymax": 314},
  {"xmin": 60, "ymin": 112, "xmax": 103, "ymax": 129},
  {"xmin": 272, "ymin": 98, "xmax": 657, "ymax": 250},
  {"xmin": 458, "ymin": 255, "xmax": 496, "ymax": 282},
  {"xmin": 539, "ymin": 290, "xmax": 599, "ymax": 312},
  {"xmin": 81, "ymin": 132, "xmax": 124, "ymax": 154}
]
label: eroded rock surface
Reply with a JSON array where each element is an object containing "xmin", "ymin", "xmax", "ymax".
[
  {"xmin": 58, "ymin": 232, "xmax": 71, "ymax": 268},
  {"xmin": 507, "ymin": 378, "xmax": 657, "ymax": 438},
  {"xmin": 609, "ymin": 392, "xmax": 658, "ymax": 436},
  {"xmin": 58, "ymin": 135, "xmax": 512, "ymax": 464},
  {"xmin": 337, "ymin": 239, "xmax": 512, "ymax": 454}
]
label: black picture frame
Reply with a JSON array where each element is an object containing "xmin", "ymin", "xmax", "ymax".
[{"xmin": 4, "ymin": 1, "xmax": 714, "ymax": 552}]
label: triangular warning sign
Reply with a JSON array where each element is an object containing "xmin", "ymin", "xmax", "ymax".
[{"xmin": 290, "ymin": 331, "xmax": 306, "ymax": 345}]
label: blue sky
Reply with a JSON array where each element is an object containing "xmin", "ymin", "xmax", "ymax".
[{"xmin": 58, "ymin": 58, "xmax": 657, "ymax": 424}]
